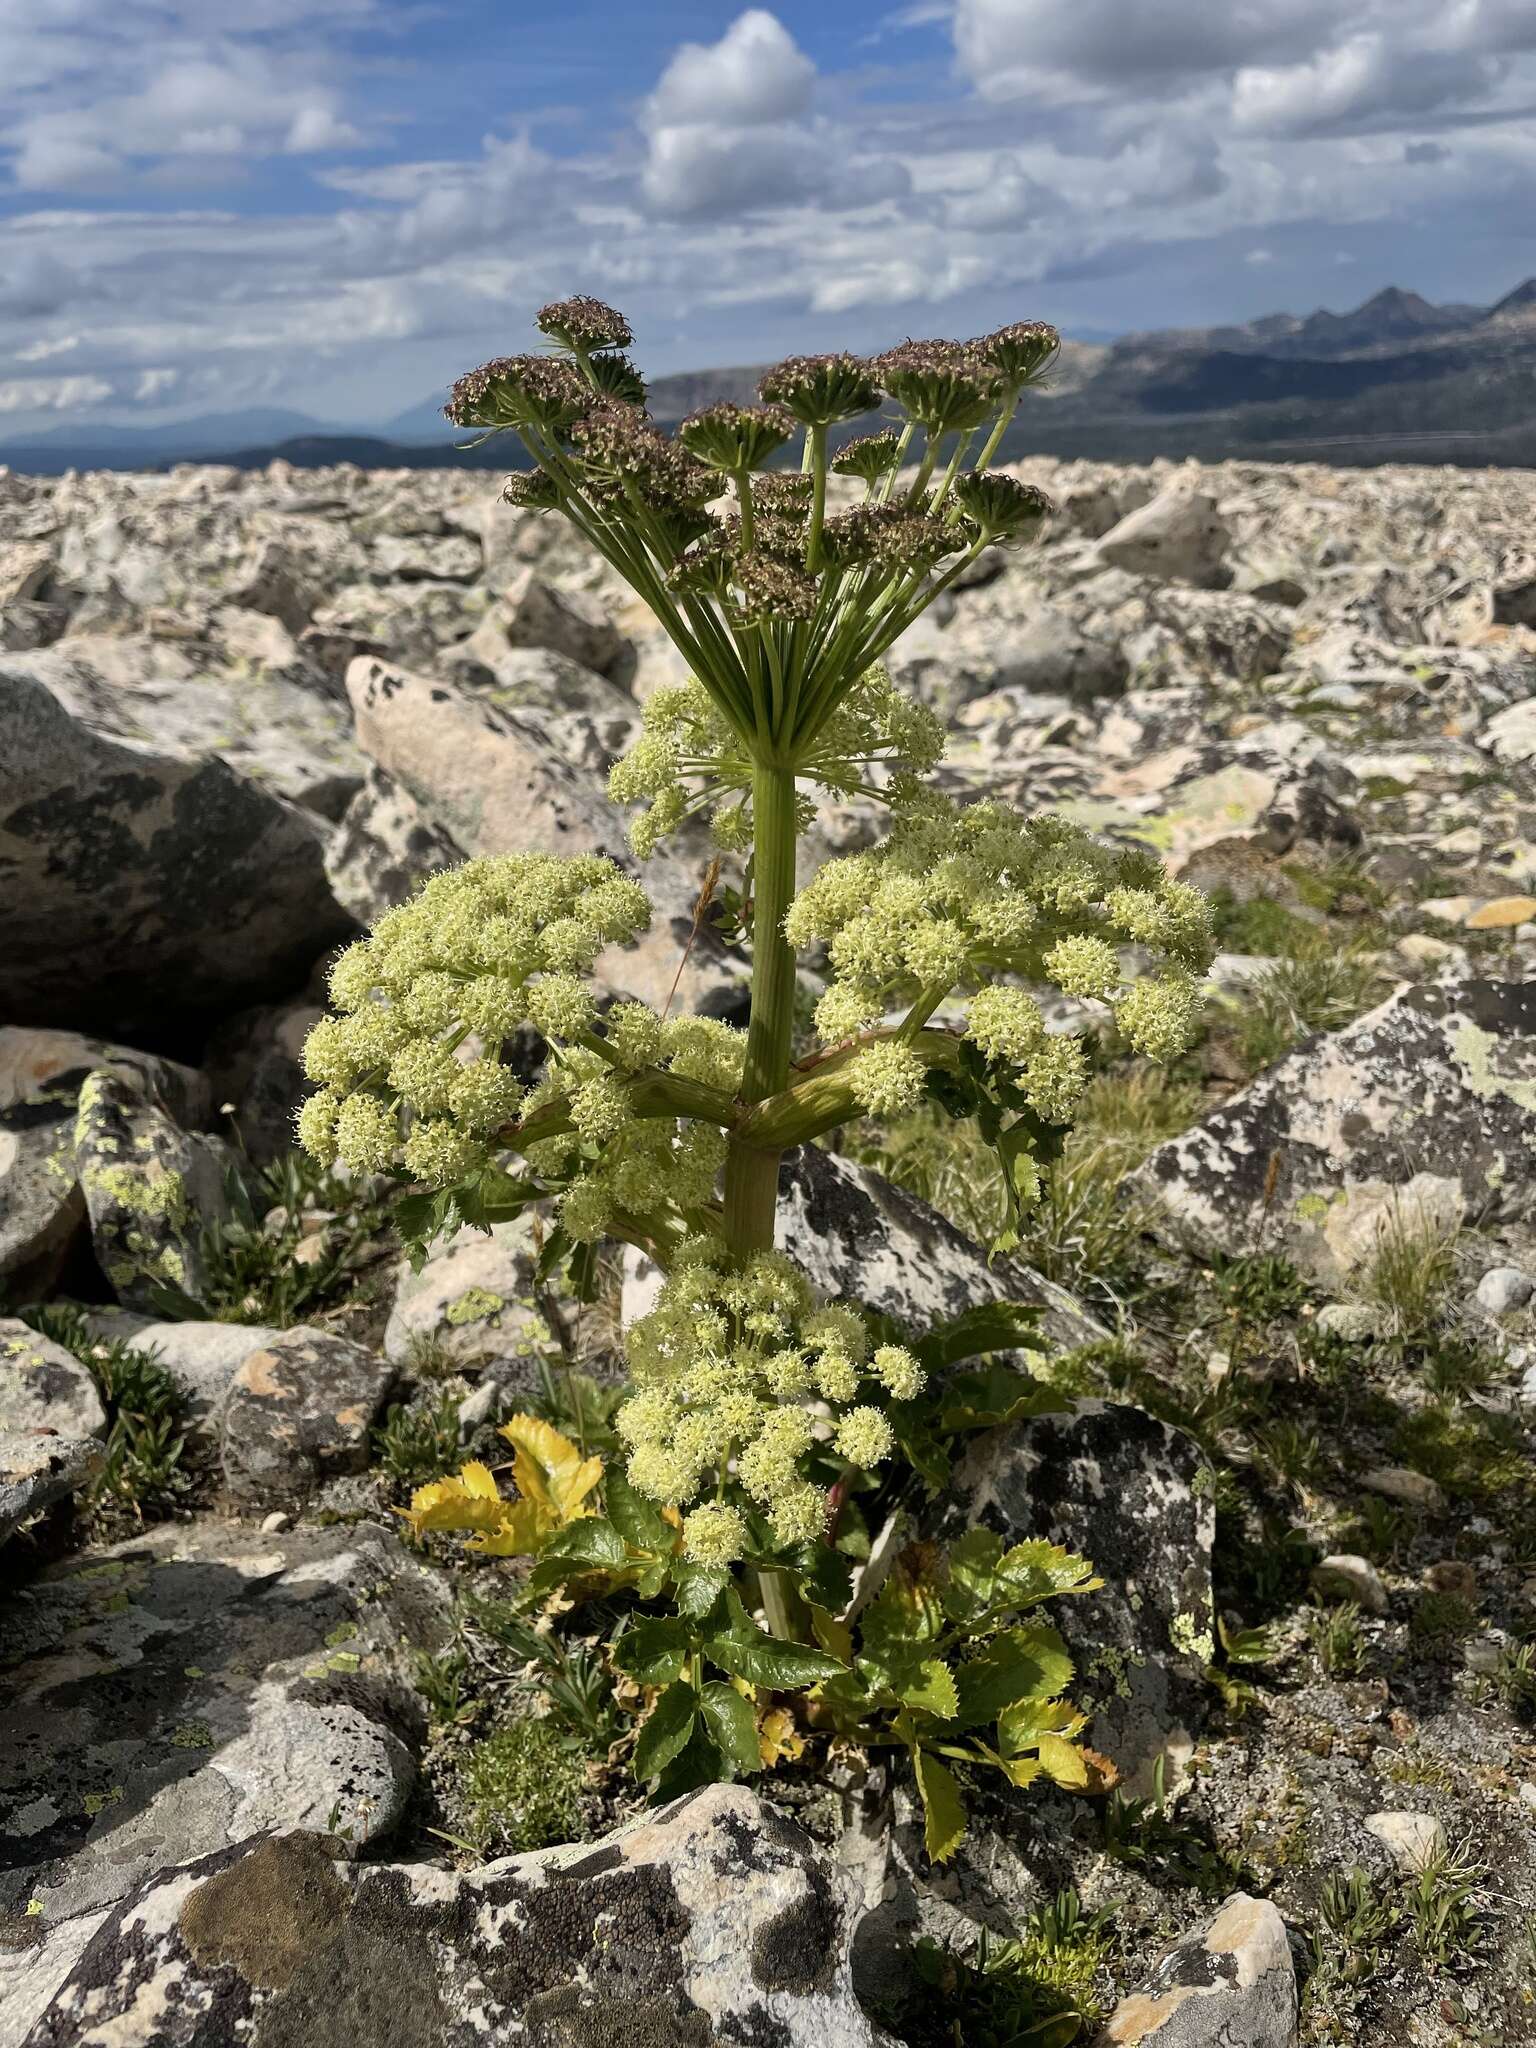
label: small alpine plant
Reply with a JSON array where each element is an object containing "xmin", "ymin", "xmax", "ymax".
[{"xmin": 298, "ymin": 295, "xmax": 1214, "ymax": 1854}]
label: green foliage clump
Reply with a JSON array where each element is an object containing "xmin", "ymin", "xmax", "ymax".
[
  {"xmin": 22, "ymin": 1303, "xmax": 189, "ymax": 1518},
  {"xmin": 1232, "ymin": 933, "xmax": 1382, "ymax": 1075},
  {"xmin": 891, "ymin": 1892, "xmax": 1114, "ymax": 2048},
  {"xmin": 454, "ymin": 1717, "xmax": 589, "ymax": 1855},
  {"xmin": 376, "ymin": 1392, "xmax": 464, "ymax": 1497}
]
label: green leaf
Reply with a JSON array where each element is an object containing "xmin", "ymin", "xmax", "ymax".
[
  {"xmin": 936, "ymin": 1364, "xmax": 1067, "ymax": 1435},
  {"xmin": 916, "ymin": 1302, "xmax": 1045, "ymax": 1373},
  {"xmin": 612, "ymin": 1616, "xmax": 690, "ymax": 1688},
  {"xmin": 900, "ymin": 1658, "xmax": 959, "ymax": 1720},
  {"xmin": 943, "ymin": 1527, "xmax": 1009, "ymax": 1624},
  {"xmin": 671, "ymin": 1562, "xmax": 731, "ymax": 1620},
  {"xmin": 994, "ymin": 1539, "xmax": 1102, "ymax": 1610},
  {"xmin": 953, "ymin": 1625, "xmax": 1075, "ymax": 1729},
  {"xmin": 606, "ymin": 1467, "xmax": 672, "ymax": 1554},
  {"xmin": 542, "ymin": 1516, "xmax": 627, "ymax": 1569},
  {"xmin": 789, "ymin": 1542, "xmax": 853, "ymax": 1618},
  {"xmin": 652, "ymin": 1718, "xmax": 725, "ymax": 1802},
  {"xmin": 704, "ymin": 1627, "xmax": 847, "ymax": 1692},
  {"xmin": 633, "ymin": 1679, "xmax": 698, "ymax": 1781},
  {"xmin": 913, "ymin": 1748, "xmax": 967, "ymax": 1864},
  {"xmin": 698, "ymin": 1682, "xmax": 761, "ymax": 1776}
]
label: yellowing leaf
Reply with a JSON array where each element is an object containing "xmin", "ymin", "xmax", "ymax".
[
  {"xmin": 1465, "ymin": 895, "xmax": 1536, "ymax": 930},
  {"xmin": 757, "ymin": 1705, "xmax": 807, "ymax": 1769},
  {"xmin": 498, "ymin": 1414, "xmax": 602, "ymax": 1524},
  {"xmin": 1036, "ymin": 1732, "xmax": 1091, "ymax": 1789},
  {"xmin": 913, "ymin": 1748, "xmax": 967, "ymax": 1864},
  {"xmin": 400, "ymin": 1470, "xmax": 510, "ymax": 1540},
  {"xmin": 457, "ymin": 1460, "xmax": 501, "ymax": 1501}
]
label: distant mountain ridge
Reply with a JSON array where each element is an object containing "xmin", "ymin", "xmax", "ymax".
[{"xmin": 5, "ymin": 277, "xmax": 1536, "ymax": 476}]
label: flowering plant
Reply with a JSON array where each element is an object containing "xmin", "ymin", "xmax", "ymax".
[{"xmin": 298, "ymin": 296, "xmax": 1213, "ymax": 1853}]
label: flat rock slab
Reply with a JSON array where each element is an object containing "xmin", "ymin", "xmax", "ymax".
[
  {"xmin": 382, "ymin": 1215, "xmax": 551, "ymax": 1375},
  {"xmin": 0, "ymin": 1321, "xmax": 106, "ymax": 1440},
  {"xmin": 0, "ymin": 1519, "xmax": 450, "ymax": 2045},
  {"xmin": 1131, "ymin": 978, "xmax": 1536, "ymax": 1280},
  {"xmin": 1094, "ymin": 1892, "xmax": 1297, "ymax": 2045},
  {"xmin": 221, "ymin": 1326, "xmax": 396, "ymax": 1506},
  {"xmin": 0, "ymin": 668, "xmax": 355, "ymax": 1038},
  {"xmin": 23, "ymin": 1784, "xmax": 889, "ymax": 2048},
  {"xmin": 0, "ymin": 1431, "xmax": 103, "ymax": 1546},
  {"xmin": 942, "ymin": 1401, "xmax": 1214, "ymax": 1794},
  {"xmin": 81, "ymin": 1313, "xmax": 287, "ymax": 1429}
]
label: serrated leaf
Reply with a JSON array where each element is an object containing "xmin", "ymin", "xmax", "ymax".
[
  {"xmin": 953, "ymin": 1625, "xmax": 1075, "ymax": 1729},
  {"xmin": 937, "ymin": 1364, "xmax": 1066, "ymax": 1435},
  {"xmin": 498, "ymin": 1414, "xmax": 603, "ymax": 1525},
  {"xmin": 916, "ymin": 1302, "xmax": 1045, "ymax": 1373},
  {"xmin": 612, "ymin": 1616, "xmax": 690, "ymax": 1688},
  {"xmin": 1036, "ymin": 1732, "xmax": 1091, "ymax": 1789},
  {"xmin": 605, "ymin": 1466, "xmax": 672, "ymax": 1554},
  {"xmin": 913, "ymin": 1749, "xmax": 967, "ymax": 1864},
  {"xmin": 900, "ymin": 1658, "xmax": 959, "ymax": 1720},
  {"xmin": 789, "ymin": 1542, "xmax": 853, "ymax": 1618},
  {"xmin": 633, "ymin": 1680, "xmax": 698, "ymax": 1781},
  {"xmin": 698, "ymin": 1682, "xmax": 761, "ymax": 1776},
  {"xmin": 704, "ymin": 1627, "xmax": 846, "ymax": 1692},
  {"xmin": 995, "ymin": 1539, "xmax": 1103, "ymax": 1609},
  {"xmin": 671, "ymin": 1562, "xmax": 730, "ymax": 1619},
  {"xmin": 539, "ymin": 1516, "xmax": 627, "ymax": 1569}
]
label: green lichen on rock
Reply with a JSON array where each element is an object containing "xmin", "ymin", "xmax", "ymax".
[
  {"xmin": 1451, "ymin": 1019, "xmax": 1536, "ymax": 1114},
  {"xmin": 444, "ymin": 1286, "xmax": 506, "ymax": 1328}
]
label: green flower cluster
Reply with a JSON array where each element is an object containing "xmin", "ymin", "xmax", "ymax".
[
  {"xmin": 296, "ymin": 852, "xmax": 651, "ymax": 1181},
  {"xmin": 616, "ymin": 1237, "xmax": 925, "ymax": 1562},
  {"xmin": 785, "ymin": 793, "xmax": 1214, "ymax": 1120},
  {"xmin": 608, "ymin": 663, "xmax": 947, "ymax": 859},
  {"xmin": 518, "ymin": 1016, "xmax": 745, "ymax": 1243}
]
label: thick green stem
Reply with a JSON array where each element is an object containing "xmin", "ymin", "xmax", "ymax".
[{"xmin": 722, "ymin": 759, "xmax": 799, "ymax": 1255}]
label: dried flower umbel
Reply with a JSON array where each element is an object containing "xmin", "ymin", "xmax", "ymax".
[{"xmin": 299, "ymin": 295, "xmax": 1212, "ymax": 1845}]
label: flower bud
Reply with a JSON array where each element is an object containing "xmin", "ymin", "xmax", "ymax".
[
  {"xmin": 951, "ymin": 471, "xmax": 1053, "ymax": 540},
  {"xmin": 679, "ymin": 401, "xmax": 798, "ymax": 473},
  {"xmin": 759, "ymin": 352, "xmax": 881, "ymax": 427},
  {"xmin": 534, "ymin": 295, "xmax": 633, "ymax": 352},
  {"xmin": 831, "ymin": 430, "xmax": 901, "ymax": 481},
  {"xmin": 445, "ymin": 354, "xmax": 588, "ymax": 432},
  {"xmin": 975, "ymin": 319, "xmax": 1060, "ymax": 388},
  {"xmin": 873, "ymin": 340, "xmax": 1000, "ymax": 435}
]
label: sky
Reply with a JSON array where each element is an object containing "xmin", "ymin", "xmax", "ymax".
[{"xmin": 2, "ymin": 0, "xmax": 1535, "ymax": 434}]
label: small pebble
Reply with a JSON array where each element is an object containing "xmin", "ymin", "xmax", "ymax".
[
  {"xmin": 1424, "ymin": 1560, "xmax": 1478, "ymax": 1599},
  {"xmin": 260, "ymin": 1511, "xmax": 290, "ymax": 1534},
  {"xmin": 1316, "ymin": 1303, "xmax": 1384, "ymax": 1341},
  {"xmin": 1474, "ymin": 1267, "xmax": 1534, "ymax": 1316},
  {"xmin": 1365, "ymin": 1811, "xmax": 1446, "ymax": 1873},
  {"xmin": 1362, "ymin": 1466, "xmax": 1446, "ymax": 1514},
  {"xmin": 1312, "ymin": 1554, "xmax": 1389, "ymax": 1615}
]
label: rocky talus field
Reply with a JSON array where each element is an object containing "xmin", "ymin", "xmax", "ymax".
[{"xmin": 2, "ymin": 451, "xmax": 1536, "ymax": 2047}]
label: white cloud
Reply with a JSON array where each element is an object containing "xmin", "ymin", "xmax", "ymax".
[
  {"xmin": 1233, "ymin": 35, "xmax": 1495, "ymax": 135},
  {"xmin": 646, "ymin": 9, "xmax": 815, "ymax": 129},
  {"xmin": 0, "ymin": 373, "xmax": 114, "ymax": 412},
  {"xmin": 953, "ymin": 0, "xmax": 1336, "ymax": 96}
]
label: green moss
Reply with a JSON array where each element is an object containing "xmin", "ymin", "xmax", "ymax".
[
  {"xmin": 455, "ymin": 1718, "xmax": 588, "ymax": 1855},
  {"xmin": 445, "ymin": 1286, "xmax": 505, "ymax": 1328}
]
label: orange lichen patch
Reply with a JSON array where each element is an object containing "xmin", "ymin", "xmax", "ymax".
[
  {"xmin": 1465, "ymin": 895, "xmax": 1536, "ymax": 930},
  {"xmin": 236, "ymin": 1350, "xmax": 291, "ymax": 1400}
]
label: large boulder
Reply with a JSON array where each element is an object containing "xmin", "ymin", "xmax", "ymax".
[
  {"xmin": 73, "ymin": 1069, "xmax": 232, "ymax": 1311},
  {"xmin": 1096, "ymin": 487, "xmax": 1231, "ymax": 589},
  {"xmin": 324, "ymin": 766, "xmax": 464, "ymax": 924},
  {"xmin": 0, "ymin": 1030, "xmax": 207, "ymax": 1303},
  {"xmin": 1132, "ymin": 978, "xmax": 1536, "ymax": 1279},
  {"xmin": 0, "ymin": 1519, "xmax": 451, "ymax": 2044},
  {"xmin": 0, "ymin": 1430, "xmax": 104, "ymax": 1547},
  {"xmin": 941, "ymin": 1401, "xmax": 1215, "ymax": 1793},
  {"xmin": 382, "ymin": 1215, "xmax": 552, "ymax": 1376},
  {"xmin": 220, "ymin": 1326, "xmax": 397, "ymax": 1507},
  {"xmin": 0, "ymin": 671, "xmax": 355, "ymax": 1037},
  {"xmin": 344, "ymin": 656, "xmax": 744, "ymax": 1015},
  {"xmin": 1093, "ymin": 1893, "xmax": 1297, "ymax": 2046},
  {"xmin": 0, "ymin": 1319, "xmax": 106, "ymax": 1440},
  {"xmin": 80, "ymin": 1312, "xmax": 287, "ymax": 1430},
  {"xmin": 23, "ymin": 1785, "xmax": 888, "ymax": 2048}
]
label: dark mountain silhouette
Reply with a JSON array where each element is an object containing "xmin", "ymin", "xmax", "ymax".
[{"xmin": 5, "ymin": 280, "xmax": 1536, "ymax": 476}]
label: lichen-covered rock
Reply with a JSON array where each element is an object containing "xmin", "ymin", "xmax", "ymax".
[
  {"xmin": 344, "ymin": 655, "xmax": 745, "ymax": 1016},
  {"xmin": 323, "ymin": 764, "xmax": 463, "ymax": 924},
  {"xmin": 81, "ymin": 1312, "xmax": 286, "ymax": 1429},
  {"xmin": 495, "ymin": 565, "xmax": 628, "ymax": 675},
  {"xmin": 0, "ymin": 1519, "xmax": 449, "ymax": 2043},
  {"xmin": 0, "ymin": 669, "xmax": 355, "ymax": 1036},
  {"xmin": 1131, "ymin": 978, "xmax": 1536, "ymax": 1280},
  {"xmin": 1096, "ymin": 487, "xmax": 1232, "ymax": 589},
  {"xmin": 382, "ymin": 1216, "xmax": 551, "ymax": 1376},
  {"xmin": 221, "ymin": 1326, "xmax": 396, "ymax": 1506},
  {"xmin": 23, "ymin": 1785, "xmax": 889, "ymax": 2048},
  {"xmin": 941, "ymin": 1402, "xmax": 1215, "ymax": 1793},
  {"xmin": 1093, "ymin": 1893, "xmax": 1297, "ymax": 2045},
  {"xmin": 0, "ymin": 1319, "xmax": 106, "ymax": 1440},
  {"xmin": 0, "ymin": 1429, "xmax": 104, "ymax": 1546},
  {"xmin": 0, "ymin": 1030, "xmax": 206, "ymax": 1301},
  {"xmin": 73, "ymin": 1069, "xmax": 231, "ymax": 1311}
]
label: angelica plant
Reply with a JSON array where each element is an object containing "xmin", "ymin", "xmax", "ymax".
[{"xmin": 297, "ymin": 294, "xmax": 1214, "ymax": 1852}]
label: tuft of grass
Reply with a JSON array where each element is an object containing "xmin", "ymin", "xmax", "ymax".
[
  {"xmin": 1405, "ymin": 1844, "xmax": 1491, "ymax": 1973},
  {"xmin": 22, "ymin": 1303, "xmax": 190, "ymax": 1519},
  {"xmin": 1231, "ymin": 932, "xmax": 1382, "ymax": 1075},
  {"xmin": 1206, "ymin": 889, "xmax": 1320, "ymax": 958},
  {"xmin": 890, "ymin": 1890, "xmax": 1115, "ymax": 2048},
  {"xmin": 1101, "ymin": 1757, "xmax": 1249, "ymax": 1896},
  {"xmin": 453, "ymin": 1717, "xmax": 589, "ymax": 1856},
  {"xmin": 1359, "ymin": 1206, "xmax": 1459, "ymax": 1342},
  {"xmin": 459, "ymin": 1590, "xmax": 626, "ymax": 1749},
  {"xmin": 1306, "ymin": 1601, "xmax": 1365, "ymax": 1677},
  {"xmin": 375, "ymin": 1391, "xmax": 463, "ymax": 1497},
  {"xmin": 1312, "ymin": 1865, "xmax": 1399, "ymax": 1985},
  {"xmin": 1409, "ymin": 1590, "xmax": 1478, "ymax": 1651}
]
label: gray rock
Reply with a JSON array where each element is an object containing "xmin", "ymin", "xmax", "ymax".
[
  {"xmin": 1361, "ymin": 1465, "xmax": 1446, "ymax": 1514},
  {"xmin": 1311, "ymin": 1554, "xmax": 1389, "ymax": 1615},
  {"xmin": 1474, "ymin": 1265, "xmax": 1534, "ymax": 1315},
  {"xmin": 202, "ymin": 997, "xmax": 324, "ymax": 1164},
  {"xmin": 1096, "ymin": 486, "xmax": 1232, "ymax": 589},
  {"xmin": 1364, "ymin": 1810, "xmax": 1447, "ymax": 1874},
  {"xmin": 221, "ymin": 1325, "xmax": 396, "ymax": 1506},
  {"xmin": 0, "ymin": 670, "xmax": 355, "ymax": 1036},
  {"xmin": 0, "ymin": 1030, "xmax": 206, "ymax": 1300},
  {"xmin": 0, "ymin": 1518, "xmax": 450, "ymax": 2041},
  {"xmin": 382, "ymin": 1216, "xmax": 552, "ymax": 1375},
  {"xmin": 23, "ymin": 1784, "xmax": 887, "ymax": 2048},
  {"xmin": 73, "ymin": 1069, "xmax": 232, "ymax": 1312},
  {"xmin": 80, "ymin": 1313, "xmax": 286, "ymax": 1429},
  {"xmin": 990, "ymin": 606, "xmax": 1128, "ymax": 705},
  {"xmin": 0, "ymin": 1320, "xmax": 106, "ymax": 1440},
  {"xmin": 942, "ymin": 1401, "xmax": 1214, "ymax": 1793},
  {"xmin": 1092, "ymin": 1892, "xmax": 1297, "ymax": 2045},
  {"xmin": 324, "ymin": 765, "xmax": 464, "ymax": 925},
  {"xmin": 1132, "ymin": 979, "xmax": 1536, "ymax": 1281},
  {"xmin": 0, "ymin": 1431, "xmax": 104, "ymax": 1546},
  {"xmin": 497, "ymin": 565, "xmax": 627, "ymax": 675},
  {"xmin": 1484, "ymin": 697, "xmax": 1536, "ymax": 766},
  {"xmin": 1315, "ymin": 1303, "xmax": 1385, "ymax": 1341}
]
